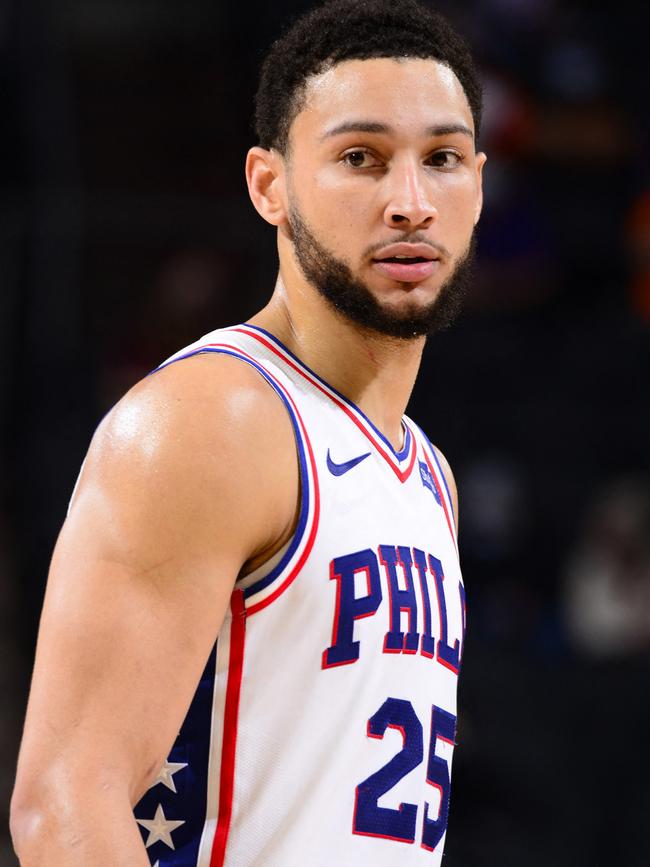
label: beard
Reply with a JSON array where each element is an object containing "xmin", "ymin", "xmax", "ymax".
[{"xmin": 288, "ymin": 204, "xmax": 476, "ymax": 340}]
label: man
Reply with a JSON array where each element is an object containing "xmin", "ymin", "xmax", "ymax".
[{"xmin": 11, "ymin": 0, "xmax": 486, "ymax": 863}]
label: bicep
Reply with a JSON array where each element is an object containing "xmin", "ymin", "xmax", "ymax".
[
  {"xmin": 17, "ymin": 359, "xmax": 297, "ymax": 805},
  {"xmin": 20, "ymin": 462, "xmax": 242, "ymax": 806}
]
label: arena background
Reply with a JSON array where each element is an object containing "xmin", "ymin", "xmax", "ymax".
[{"xmin": 2, "ymin": 1, "xmax": 649, "ymax": 864}]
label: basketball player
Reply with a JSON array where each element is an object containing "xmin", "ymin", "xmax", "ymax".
[{"xmin": 11, "ymin": 0, "xmax": 486, "ymax": 863}]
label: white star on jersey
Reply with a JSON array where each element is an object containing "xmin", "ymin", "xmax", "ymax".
[
  {"xmin": 136, "ymin": 803, "xmax": 185, "ymax": 849},
  {"xmin": 152, "ymin": 758, "xmax": 188, "ymax": 793}
]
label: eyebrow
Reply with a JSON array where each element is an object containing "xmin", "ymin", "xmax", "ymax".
[{"xmin": 320, "ymin": 120, "xmax": 474, "ymax": 141}]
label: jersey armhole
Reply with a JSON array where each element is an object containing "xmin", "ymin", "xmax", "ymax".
[
  {"xmin": 408, "ymin": 418, "xmax": 458, "ymax": 548},
  {"xmin": 155, "ymin": 343, "xmax": 320, "ymax": 616}
]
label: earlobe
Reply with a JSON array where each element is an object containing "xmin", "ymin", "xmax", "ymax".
[{"xmin": 245, "ymin": 147, "xmax": 287, "ymax": 227}]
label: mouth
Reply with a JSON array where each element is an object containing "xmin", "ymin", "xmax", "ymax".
[
  {"xmin": 370, "ymin": 243, "xmax": 441, "ymax": 284},
  {"xmin": 371, "ymin": 255, "xmax": 440, "ymax": 283}
]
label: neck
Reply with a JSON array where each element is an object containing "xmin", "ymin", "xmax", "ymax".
[{"xmin": 248, "ymin": 274, "xmax": 426, "ymax": 452}]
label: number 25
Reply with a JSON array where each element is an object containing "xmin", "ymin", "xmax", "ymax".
[{"xmin": 353, "ymin": 697, "xmax": 456, "ymax": 852}]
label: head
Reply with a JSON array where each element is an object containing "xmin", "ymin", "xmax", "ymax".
[{"xmin": 246, "ymin": 0, "xmax": 486, "ymax": 339}]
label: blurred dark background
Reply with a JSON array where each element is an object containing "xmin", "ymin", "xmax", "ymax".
[{"xmin": 2, "ymin": 0, "xmax": 649, "ymax": 864}]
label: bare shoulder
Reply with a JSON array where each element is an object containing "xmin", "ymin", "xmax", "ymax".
[
  {"xmin": 72, "ymin": 351, "xmax": 299, "ymax": 570},
  {"xmin": 429, "ymin": 442, "xmax": 459, "ymax": 527},
  {"xmin": 96, "ymin": 350, "xmax": 295, "ymax": 468},
  {"xmin": 11, "ymin": 352, "xmax": 300, "ymax": 816}
]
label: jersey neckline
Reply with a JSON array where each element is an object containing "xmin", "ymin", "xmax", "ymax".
[
  {"xmin": 238, "ymin": 323, "xmax": 412, "ymax": 461},
  {"xmin": 233, "ymin": 322, "xmax": 417, "ymax": 482}
]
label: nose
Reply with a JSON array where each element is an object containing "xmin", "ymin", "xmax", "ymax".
[{"xmin": 383, "ymin": 158, "xmax": 438, "ymax": 230}]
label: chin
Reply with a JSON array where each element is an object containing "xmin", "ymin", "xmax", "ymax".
[{"xmin": 374, "ymin": 279, "xmax": 443, "ymax": 304}]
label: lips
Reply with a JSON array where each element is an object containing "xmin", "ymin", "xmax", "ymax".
[
  {"xmin": 371, "ymin": 243, "xmax": 440, "ymax": 283},
  {"xmin": 372, "ymin": 259, "xmax": 439, "ymax": 282}
]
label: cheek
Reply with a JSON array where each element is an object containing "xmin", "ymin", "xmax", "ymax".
[
  {"xmin": 435, "ymin": 175, "xmax": 480, "ymax": 230},
  {"xmin": 299, "ymin": 171, "xmax": 369, "ymax": 242},
  {"xmin": 310, "ymin": 165, "xmax": 375, "ymax": 216}
]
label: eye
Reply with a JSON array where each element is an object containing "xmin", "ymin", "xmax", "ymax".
[
  {"xmin": 427, "ymin": 150, "xmax": 464, "ymax": 169},
  {"xmin": 341, "ymin": 150, "xmax": 382, "ymax": 169}
]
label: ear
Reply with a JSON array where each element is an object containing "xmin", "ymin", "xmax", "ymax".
[
  {"xmin": 473, "ymin": 150, "xmax": 487, "ymax": 225},
  {"xmin": 245, "ymin": 147, "xmax": 287, "ymax": 227}
]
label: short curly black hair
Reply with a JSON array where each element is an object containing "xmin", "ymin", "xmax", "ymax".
[{"xmin": 254, "ymin": 0, "xmax": 483, "ymax": 154}]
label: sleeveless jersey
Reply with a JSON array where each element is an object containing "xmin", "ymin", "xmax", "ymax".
[{"xmin": 132, "ymin": 323, "xmax": 466, "ymax": 867}]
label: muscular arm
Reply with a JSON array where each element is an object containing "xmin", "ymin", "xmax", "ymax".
[{"xmin": 10, "ymin": 354, "xmax": 298, "ymax": 866}]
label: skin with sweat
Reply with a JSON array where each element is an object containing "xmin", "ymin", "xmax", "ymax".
[{"xmin": 10, "ymin": 56, "xmax": 484, "ymax": 866}]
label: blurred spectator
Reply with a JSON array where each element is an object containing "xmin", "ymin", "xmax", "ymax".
[
  {"xmin": 541, "ymin": 34, "xmax": 605, "ymax": 102},
  {"xmin": 460, "ymin": 454, "xmax": 530, "ymax": 561},
  {"xmin": 100, "ymin": 245, "xmax": 237, "ymax": 409},
  {"xmin": 470, "ymin": 69, "xmax": 560, "ymax": 312},
  {"xmin": 480, "ymin": 69, "xmax": 536, "ymax": 158},
  {"xmin": 562, "ymin": 477, "xmax": 650, "ymax": 658},
  {"xmin": 626, "ymin": 189, "xmax": 650, "ymax": 322},
  {"xmin": 457, "ymin": 455, "xmax": 551, "ymax": 650}
]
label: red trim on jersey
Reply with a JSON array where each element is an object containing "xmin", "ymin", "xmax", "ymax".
[
  {"xmin": 352, "ymin": 723, "xmax": 415, "ymax": 845},
  {"xmin": 379, "ymin": 546, "xmax": 401, "ymax": 656},
  {"xmin": 191, "ymin": 339, "xmax": 321, "ymax": 617},
  {"xmin": 413, "ymin": 549, "xmax": 435, "ymax": 659},
  {"xmin": 244, "ymin": 369, "xmax": 320, "ymax": 616},
  {"xmin": 437, "ymin": 655, "xmax": 460, "ymax": 676},
  {"xmin": 234, "ymin": 326, "xmax": 417, "ymax": 484},
  {"xmin": 422, "ymin": 448, "xmax": 457, "ymax": 553},
  {"xmin": 321, "ymin": 559, "xmax": 345, "ymax": 670},
  {"xmin": 210, "ymin": 590, "xmax": 246, "ymax": 867},
  {"xmin": 396, "ymin": 547, "xmax": 418, "ymax": 654},
  {"xmin": 352, "ymin": 786, "xmax": 417, "ymax": 844},
  {"xmin": 420, "ymin": 781, "xmax": 444, "ymax": 852},
  {"xmin": 322, "ymin": 563, "xmax": 376, "ymax": 669},
  {"xmin": 429, "ymin": 555, "xmax": 460, "ymax": 677}
]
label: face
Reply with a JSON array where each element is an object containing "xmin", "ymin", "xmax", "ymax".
[
  {"xmin": 278, "ymin": 57, "xmax": 486, "ymax": 338},
  {"xmin": 288, "ymin": 203, "xmax": 476, "ymax": 338}
]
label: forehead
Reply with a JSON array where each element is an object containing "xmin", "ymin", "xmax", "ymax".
[{"xmin": 292, "ymin": 57, "xmax": 474, "ymax": 143}]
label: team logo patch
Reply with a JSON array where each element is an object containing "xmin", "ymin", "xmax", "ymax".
[{"xmin": 419, "ymin": 460, "xmax": 441, "ymax": 505}]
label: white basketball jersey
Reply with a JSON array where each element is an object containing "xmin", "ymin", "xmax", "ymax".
[{"xmin": 133, "ymin": 323, "xmax": 466, "ymax": 867}]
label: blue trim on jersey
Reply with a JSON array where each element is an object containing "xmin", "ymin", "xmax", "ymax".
[
  {"xmin": 134, "ymin": 643, "xmax": 216, "ymax": 866},
  {"xmin": 243, "ymin": 324, "xmax": 412, "ymax": 462},
  {"xmin": 155, "ymin": 346, "xmax": 311, "ymax": 600},
  {"xmin": 412, "ymin": 422, "xmax": 456, "ymax": 528}
]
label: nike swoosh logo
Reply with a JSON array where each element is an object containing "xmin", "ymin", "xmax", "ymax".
[{"xmin": 326, "ymin": 449, "xmax": 372, "ymax": 477}]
